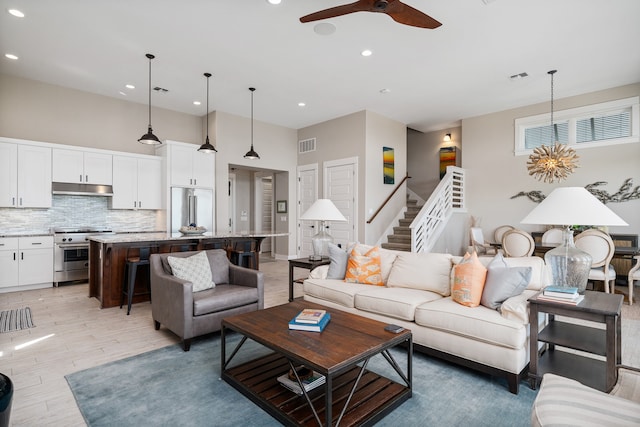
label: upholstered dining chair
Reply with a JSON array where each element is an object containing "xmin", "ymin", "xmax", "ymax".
[
  {"xmin": 628, "ymin": 255, "xmax": 640, "ymax": 305},
  {"xmin": 470, "ymin": 227, "xmax": 498, "ymax": 256},
  {"xmin": 501, "ymin": 229, "xmax": 535, "ymax": 257},
  {"xmin": 493, "ymin": 225, "xmax": 514, "ymax": 247},
  {"xmin": 574, "ymin": 229, "xmax": 616, "ymax": 294},
  {"xmin": 541, "ymin": 228, "xmax": 564, "ymax": 247}
]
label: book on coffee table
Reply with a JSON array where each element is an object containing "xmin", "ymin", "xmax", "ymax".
[
  {"xmin": 289, "ymin": 312, "xmax": 331, "ymax": 332},
  {"xmin": 277, "ymin": 371, "xmax": 326, "ymax": 395},
  {"xmin": 294, "ymin": 308, "xmax": 327, "ymax": 324}
]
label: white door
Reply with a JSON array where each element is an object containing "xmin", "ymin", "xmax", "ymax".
[
  {"xmin": 297, "ymin": 164, "xmax": 318, "ymax": 258},
  {"xmin": 324, "ymin": 158, "xmax": 357, "ymax": 247}
]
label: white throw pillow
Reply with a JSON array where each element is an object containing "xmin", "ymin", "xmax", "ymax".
[{"xmin": 167, "ymin": 251, "xmax": 215, "ymax": 292}]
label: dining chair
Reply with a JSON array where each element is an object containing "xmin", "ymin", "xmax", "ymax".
[
  {"xmin": 501, "ymin": 229, "xmax": 535, "ymax": 257},
  {"xmin": 541, "ymin": 228, "xmax": 564, "ymax": 247},
  {"xmin": 628, "ymin": 255, "xmax": 640, "ymax": 305},
  {"xmin": 574, "ymin": 229, "xmax": 616, "ymax": 294},
  {"xmin": 470, "ymin": 227, "xmax": 498, "ymax": 256},
  {"xmin": 493, "ymin": 225, "xmax": 514, "ymax": 247}
]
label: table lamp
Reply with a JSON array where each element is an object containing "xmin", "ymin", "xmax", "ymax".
[
  {"xmin": 299, "ymin": 199, "xmax": 347, "ymax": 261},
  {"xmin": 521, "ymin": 187, "xmax": 628, "ymax": 292}
]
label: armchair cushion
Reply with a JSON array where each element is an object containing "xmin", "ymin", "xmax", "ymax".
[
  {"xmin": 193, "ymin": 284, "xmax": 259, "ymax": 316},
  {"xmin": 167, "ymin": 251, "xmax": 214, "ymax": 292}
]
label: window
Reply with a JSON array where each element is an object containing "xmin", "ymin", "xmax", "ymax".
[{"xmin": 514, "ymin": 97, "xmax": 639, "ymax": 155}]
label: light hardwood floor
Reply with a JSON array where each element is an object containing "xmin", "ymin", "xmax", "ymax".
[{"xmin": 1, "ymin": 259, "xmax": 639, "ymax": 426}]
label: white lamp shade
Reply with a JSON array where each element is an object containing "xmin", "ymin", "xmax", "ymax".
[
  {"xmin": 299, "ymin": 199, "xmax": 347, "ymax": 222},
  {"xmin": 521, "ymin": 187, "xmax": 628, "ymax": 227}
]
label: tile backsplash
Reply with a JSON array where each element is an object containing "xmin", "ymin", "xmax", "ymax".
[{"xmin": 0, "ymin": 195, "xmax": 163, "ymax": 233}]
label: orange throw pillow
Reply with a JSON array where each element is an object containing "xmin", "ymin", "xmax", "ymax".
[
  {"xmin": 452, "ymin": 252, "xmax": 488, "ymax": 307},
  {"xmin": 345, "ymin": 245, "xmax": 383, "ymax": 286}
]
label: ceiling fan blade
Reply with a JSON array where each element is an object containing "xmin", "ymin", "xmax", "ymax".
[
  {"xmin": 386, "ymin": 1, "xmax": 442, "ymax": 29},
  {"xmin": 300, "ymin": 1, "xmax": 372, "ymax": 23}
]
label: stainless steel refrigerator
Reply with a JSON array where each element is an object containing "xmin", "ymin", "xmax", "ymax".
[{"xmin": 171, "ymin": 187, "xmax": 214, "ymax": 233}]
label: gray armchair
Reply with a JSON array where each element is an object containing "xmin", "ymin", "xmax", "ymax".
[{"xmin": 149, "ymin": 249, "xmax": 264, "ymax": 351}]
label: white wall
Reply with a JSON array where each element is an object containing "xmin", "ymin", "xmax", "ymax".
[
  {"xmin": 462, "ymin": 83, "xmax": 640, "ymax": 239},
  {"xmin": 214, "ymin": 111, "xmax": 298, "ymax": 256}
]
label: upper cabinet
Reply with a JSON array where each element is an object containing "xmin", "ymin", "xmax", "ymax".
[
  {"xmin": 52, "ymin": 148, "xmax": 112, "ymax": 185},
  {"xmin": 0, "ymin": 141, "xmax": 51, "ymax": 208},
  {"xmin": 159, "ymin": 141, "xmax": 215, "ymax": 188},
  {"xmin": 111, "ymin": 155, "xmax": 162, "ymax": 210}
]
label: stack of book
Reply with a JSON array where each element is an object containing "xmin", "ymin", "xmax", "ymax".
[
  {"xmin": 538, "ymin": 286, "xmax": 584, "ymax": 305},
  {"xmin": 277, "ymin": 369, "xmax": 326, "ymax": 395},
  {"xmin": 288, "ymin": 308, "xmax": 331, "ymax": 332}
]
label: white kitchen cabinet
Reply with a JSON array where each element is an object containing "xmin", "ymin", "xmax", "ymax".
[
  {"xmin": 167, "ymin": 143, "xmax": 215, "ymax": 188},
  {"xmin": 111, "ymin": 155, "xmax": 161, "ymax": 210},
  {"xmin": 0, "ymin": 142, "xmax": 51, "ymax": 208},
  {"xmin": 0, "ymin": 236, "xmax": 53, "ymax": 291},
  {"xmin": 52, "ymin": 148, "xmax": 112, "ymax": 185}
]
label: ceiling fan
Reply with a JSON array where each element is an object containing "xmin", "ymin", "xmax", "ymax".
[{"xmin": 300, "ymin": 0, "xmax": 442, "ymax": 29}]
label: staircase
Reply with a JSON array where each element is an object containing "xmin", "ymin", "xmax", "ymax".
[{"xmin": 381, "ymin": 199, "xmax": 420, "ymax": 252}]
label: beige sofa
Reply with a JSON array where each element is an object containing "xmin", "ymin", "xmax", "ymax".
[{"xmin": 303, "ymin": 249, "xmax": 549, "ymax": 394}]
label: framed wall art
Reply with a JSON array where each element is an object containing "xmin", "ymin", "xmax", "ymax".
[
  {"xmin": 276, "ymin": 200, "xmax": 287, "ymax": 213},
  {"xmin": 383, "ymin": 146, "xmax": 395, "ymax": 184}
]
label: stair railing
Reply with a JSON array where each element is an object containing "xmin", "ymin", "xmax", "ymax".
[
  {"xmin": 410, "ymin": 166, "xmax": 465, "ymax": 253},
  {"xmin": 366, "ymin": 174, "xmax": 410, "ymax": 224}
]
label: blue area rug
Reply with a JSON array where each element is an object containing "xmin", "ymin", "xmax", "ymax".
[{"xmin": 66, "ymin": 333, "xmax": 537, "ymax": 426}]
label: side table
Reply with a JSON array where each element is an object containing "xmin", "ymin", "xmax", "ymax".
[
  {"xmin": 288, "ymin": 257, "xmax": 330, "ymax": 302},
  {"xmin": 528, "ymin": 290, "xmax": 623, "ymax": 392}
]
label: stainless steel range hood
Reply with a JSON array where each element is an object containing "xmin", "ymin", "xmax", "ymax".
[{"xmin": 52, "ymin": 182, "xmax": 114, "ymax": 196}]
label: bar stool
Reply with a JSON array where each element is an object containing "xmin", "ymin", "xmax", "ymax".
[
  {"xmin": 120, "ymin": 246, "xmax": 156, "ymax": 315},
  {"xmin": 229, "ymin": 240, "xmax": 257, "ymax": 269}
]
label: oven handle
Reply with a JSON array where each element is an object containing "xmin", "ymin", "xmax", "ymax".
[{"xmin": 55, "ymin": 244, "xmax": 89, "ymax": 250}]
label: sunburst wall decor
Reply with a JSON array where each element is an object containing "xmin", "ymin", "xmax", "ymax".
[{"xmin": 526, "ymin": 142, "xmax": 579, "ymax": 183}]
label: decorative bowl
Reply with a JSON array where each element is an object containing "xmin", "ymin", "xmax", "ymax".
[{"xmin": 179, "ymin": 226, "xmax": 207, "ymax": 235}]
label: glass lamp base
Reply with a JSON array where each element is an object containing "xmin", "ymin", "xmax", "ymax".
[
  {"xmin": 544, "ymin": 228, "xmax": 592, "ymax": 292},
  {"xmin": 310, "ymin": 222, "xmax": 332, "ymax": 261}
]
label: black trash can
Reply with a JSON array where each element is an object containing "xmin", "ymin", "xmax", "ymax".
[{"xmin": 0, "ymin": 373, "xmax": 12, "ymax": 427}]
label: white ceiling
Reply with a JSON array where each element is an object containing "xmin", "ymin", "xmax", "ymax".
[{"xmin": 2, "ymin": 0, "xmax": 639, "ymax": 133}]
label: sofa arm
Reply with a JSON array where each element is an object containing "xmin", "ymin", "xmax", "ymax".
[
  {"xmin": 150, "ymin": 256, "xmax": 194, "ymax": 335},
  {"xmin": 228, "ymin": 264, "xmax": 264, "ymax": 309}
]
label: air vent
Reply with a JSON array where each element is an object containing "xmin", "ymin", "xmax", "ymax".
[
  {"xmin": 153, "ymin": 87, "xmax": 168, "ymax": 93},
  {"xmin": 299, "ymin": 138, "xmax": 316, "ymax": 154}
]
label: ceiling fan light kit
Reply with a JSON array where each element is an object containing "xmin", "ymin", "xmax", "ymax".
[
  {"xmin": 244, "ymin": 87, "xmax": 260, "ymax": 160},
  {"xmin": 138, "ymin": 53, "xmax": 162, "ymax": 145},
  {"xmin": 198, "ymin": 72, "xmax": 217, "ymax": 153},
  {"xmin": 300, "ymin": 0, "xmax": 442, "ymax": 29}
]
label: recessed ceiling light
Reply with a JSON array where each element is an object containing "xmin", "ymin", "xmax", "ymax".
[
  {"xmin": 119, "ymin": 91, "xmax": 127, "ymax": 96},
  {"xmin": 266, "ymin": 0, "xmax": 281, "ymax": 4},
  {"xmin": 298, "ymin": 102, "xmax": 306, "ymax": 107},
  {"xmin": 8, "ymin": 9, "xmax": 25, "ymax": 18},
  {"xmin": 193, "ymin": 101, "xmax": 201, "ymax": 105},
  {"xmin": 379, "ymin": 88, "xmax": 391, "ymax": 94},
  {"xmin": 361, "ymin": 49, "xmax": 373, "ymax": 57},
  {"xmin": 125, "ymin": 84, "xmax": 135, "ymax": 89},
  {"xmin": 5, "ymin": 53, "xmax": 18, "ymax": 60},
  {"xmin": 313, "ymin": 22, "xmax": 336, "ymax": 36}
]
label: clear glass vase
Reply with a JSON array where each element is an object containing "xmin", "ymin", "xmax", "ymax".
[{"xmin": 544, "ymin": 227, "xmax": 592, "ymax": 292}]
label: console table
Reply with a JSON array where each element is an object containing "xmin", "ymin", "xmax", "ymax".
[{"xmin": 528, "ymin": 291, "xmax": 623, "ymax": 392}]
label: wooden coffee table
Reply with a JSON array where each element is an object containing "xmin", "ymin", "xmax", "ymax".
[{"xmin": 221, "ymin": 301, "xmax": 412, "ymax": 427}]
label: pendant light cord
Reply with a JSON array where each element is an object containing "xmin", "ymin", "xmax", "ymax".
[
  {"xmin": 548, "ymin": 69, "xmax": 556, "ymax": 144},
  {"xmin": 250, "ymin": 88, "xmax": 255, "ymax": 149},
  {"xmin": 206, "ymin": 74, "xmax": 210, "ymax": 138},
  {"xmin": 147, "ymin": 54, "xmax": 153, "ymax": 128}
]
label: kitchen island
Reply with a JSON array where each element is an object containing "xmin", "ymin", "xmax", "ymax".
[{"xmin": 88, "ymin": 232, "xmax": 288, "ymax": 309}]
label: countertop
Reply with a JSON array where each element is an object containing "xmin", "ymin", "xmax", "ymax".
[
  {"xmin": 0, "ymin": 232, "xmax": 53, "ymax": 238},
  {"xmin": 88, "ymin": 231, "xmax": 289, "ymax": 244}
]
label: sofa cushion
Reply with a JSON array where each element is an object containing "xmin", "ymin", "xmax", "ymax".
[
  {"xmin": 452, "ymin": 255, "xmax": 548, "ymax": 292},
  {"xmin": 355, "ymin": 287, "xmax": 442, "ymax": 321},
  {"xmin": 386, "ymin": 252, "xmax": 453, "ymax": 296},
  {"xmin": 345, "ymin": 245, "xmax": 383, "ymax": 285},
  {"xmin": 303, "ymin": 278, "xmax": 374, "ymax": 308},
  {"xmin": 414, "ymin": 297, "xmax": 526, "ymax": 349},
  {"xmin": 192, "ymin": 284, "xmax": 258, "ymax": 316},
  {"xmin": 481, "ymin": 253, "xmax": 532, "ymax": 309},
  {"xmin": 451, "ymin": 252, "xmax": 487, "ymax": 307},
  {"xmin": 167, "ymin": 251, "xmax": 215, "ymax": 292}
]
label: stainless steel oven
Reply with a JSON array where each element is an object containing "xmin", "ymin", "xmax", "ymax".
[{"xmin": 52, "ymin": 227, "xmax": 113, "ymax": 285}]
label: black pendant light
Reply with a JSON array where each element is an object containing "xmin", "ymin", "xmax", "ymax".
[
  {"xmin": 198, "ymin": 72, "xmax": 217, "ymax": 153},
  {"xmin": 138, "ymin": 53, "xmax": 162, "ymax": 145},
  {"xmin": 244, "ymin": 87, "xmax": 260, "ymax": 160}
]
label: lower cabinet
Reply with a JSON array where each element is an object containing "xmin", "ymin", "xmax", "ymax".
[{"xmin": 0, "ymin": 236, "xmax": 53, "ymax": 292}]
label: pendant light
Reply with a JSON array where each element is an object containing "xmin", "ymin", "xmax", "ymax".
[
  {"xmin": 526, "ymin": 69, "xmax": 578, "ymax": 183},
  {"xmin": 198, "ymin": 72, "xmax": 217, "ymax": 153},
  {"xmin": 244, "ymin": 87, "xmax": 260, "ymax": 160},
  {"xmin": 138, "ymin": 53, "xmax": 162, "ymax": 145}
]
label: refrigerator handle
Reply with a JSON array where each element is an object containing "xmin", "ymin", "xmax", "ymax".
[{"xmin": 188, "ymin": 195, "xmax": 196, "ymax": 225}]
